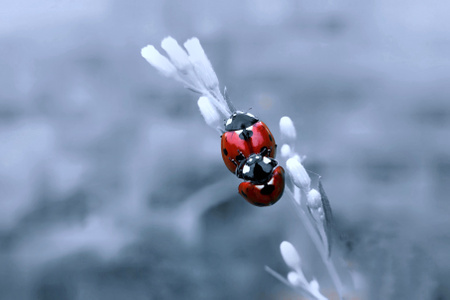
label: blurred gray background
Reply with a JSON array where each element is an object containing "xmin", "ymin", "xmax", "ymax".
[{"xmin": 1, "ymin": 0, "xmax": 450, "ymax": 299}]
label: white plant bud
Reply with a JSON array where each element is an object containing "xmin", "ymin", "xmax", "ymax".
[
  {"xmin": 286, "ymin": 157, "xmax": 311, "ymax": 191},
  {"xmin": 184, "ymin": 38, "xmax": 219, "ymax": 90},
  {"xmin": 309, "ymin": 278, "xmax": 320, "ymax": 291},
  {"xmin": 198, "ymin": 96, "xmax": 220, "ymax": 127},
  {"xmin": 161, "ymin": 36, "xmax": 191, "ymax": 71},
  {"xmin": 279, "ymin": 116, "xmax": 296, "ymax": 141},
  {"xmin": 293, "ymin": 154, "xmax": 304, "ymax": 163},
  {"xmin": 141, "ymin": 45, "xmax": 176, "ymax": 77},
  {"xmin": 280, "ymin": 144, "xmax": 292, "ymax": 158},
  {"xmin": 287, "ymin": 271, "xmax": 300, "ymax": 286},
  {"xmin": 280, "ymin": 241, "xmax": 301, "ymax": 270},
  {"xmin": 307, "ymin": 189, "xmax": 322, "ymax": 210}
]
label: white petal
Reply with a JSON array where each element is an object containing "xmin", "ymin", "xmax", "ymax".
[
  {"xmin": 184, "ymin": 38, "xmax": 219, "ymax": 89},
  {"xmin": 280, "ymin": 241, "xmax": 301, "ymax": 270},
  {"xmin": 307, "ymin": 189, "xmax": 322, "ymax": 209},
  {"xmin": 197, "ymin": 96, "xmax": 220, "ymax": 127},
  {"xmin": 280, "ymin": 144, "xmax": 291, "ymax": 158},
  {"xmin": 287, "ymin": 272, "xmax": 300, "ymax": 286},
  {"xmin": 279, "ymin": 116, "xmax": 296, "ymax": 141},
  {"xmin": 141, "ymin": 45, "xmax": 176, "ymax": 77},
  {"xmin": 309, "ymin": 278, "xmax": 320, "ymax": 291},
  {"xmin": 286, "ymin": 158, "xmax": 311, "ymax": 191},
  {"xmin": 161, "ymin": 36, "xmax": 191, "ymax": 71}
]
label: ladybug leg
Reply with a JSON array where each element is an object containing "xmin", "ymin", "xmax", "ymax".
[
  {"xmin": 233, "ymin": 150, "xmax": 247, "ymax": 179},
  {"xmin": 230, "ymin": 157, "xmax": 245, "ymax": 178},
  {"xmin": 260, "ymin": 146, "xmax": 270, "ymax": 156},
  {"xmin": 227, "ymin": 150, "xmax": 246, "ymax": 167},
  {"xmin": 235, "ymin": 149, "xmax": 246, "ymax": 163},
  {"xmin": 228, "ymin": 157, "xmax": 238, "ymax": 167}
]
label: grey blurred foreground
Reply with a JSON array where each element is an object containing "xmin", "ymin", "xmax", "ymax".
[{"xmin": 1, "ymin": 0, "xmax": 450, "ymax": 299}]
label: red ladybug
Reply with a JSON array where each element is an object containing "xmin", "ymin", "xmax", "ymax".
[
  {"xmin": 221, "ymin": 111, "xmax": 277, "ymax": 175},
  {"xmin": 237, "ymin": 154, "xmax": 285, "ymax": 206}
]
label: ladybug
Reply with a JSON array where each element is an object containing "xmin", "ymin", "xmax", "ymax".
[
  {"xmin": 221, "ymin": 111, "xmax": 277, "ymax": 175},
  {"xmin": 237, "ymin": 154, "xmax": 285, "ymax": 206}
]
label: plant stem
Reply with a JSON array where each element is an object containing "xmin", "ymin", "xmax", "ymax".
[{"xmin": 288, "ymin": 187, "xmax": 345, "ymax": 300}]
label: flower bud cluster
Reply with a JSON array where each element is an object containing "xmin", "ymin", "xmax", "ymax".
[
  {"xmin": 278, "ymin": 241, "xmax": 328, "ymax": 300},
  {"xmin": 270, "ymin": 116, "xmax": 345, "ymax": 299},
  {"xmin": 141, "ymin": 36, "xmax": 231, "ymax": 125}
]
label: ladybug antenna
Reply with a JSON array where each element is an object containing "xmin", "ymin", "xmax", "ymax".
[{"xmin": 224, "ymin": 86, "xmax": 237, "ymax": 113}]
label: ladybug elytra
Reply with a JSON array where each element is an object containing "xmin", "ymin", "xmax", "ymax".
[
  {"xmin": 221, "ymin": 111, "xmax": 277, "ymax": 175},
  {"xmin": 239, "ymin": 161, "xmax": 285, "ymax": 207}
]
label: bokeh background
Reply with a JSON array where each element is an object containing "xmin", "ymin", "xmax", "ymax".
[{"xmin": 1, "ymin": 0, "xmax": 450, "ymax": 299}]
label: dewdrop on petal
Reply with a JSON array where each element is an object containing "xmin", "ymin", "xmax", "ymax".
[
  {"xmin": 280, "ymin": 144, "xmax": 292, "ymax": 158},
  {"xmin": 280, "ymin": 241, "xmax": 301, "ymax": 270},
  {"xmin": 198, "ymin": 96, "xmax": 220, "ymax": 127},
  {"xmin": 280, "ymin": 116, "xmax": 297, "ymax": 141},
  {"xmin": 307, "ymin": 189, "xmax": 322, "ymax": 210},
  {"xmin": 161, "ymin": 36, "xmax": 191, "ymax": 71},
  {"xmin": 141, "ymin": 45, "xmax": 176, "ymax": 77},
  {"xmin": 286, "ymin": 157, "xmax": 311, "ymax": 191}
]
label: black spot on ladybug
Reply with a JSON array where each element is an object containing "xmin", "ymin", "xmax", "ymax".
[
  {"xmin": 260, "ymin": 184, "xmax": 275, "ymax": 195},
  {"xmin": 239, "ymin": 129, "xmax": 253, "ymax": 140},
  {"xmin": 241, "ymin": 190, "xmax": 247, "ymax": 198},
  {"xmin": 236, "ymin": 153, "xmax": 245, "ymax": 162},
  {"xmin": 223, "ymin": 148, "xmax": 228, "ymax": 156},
  {"xmin": 268, "ymin": 134, "xmax": 273, "ymax": 142}
]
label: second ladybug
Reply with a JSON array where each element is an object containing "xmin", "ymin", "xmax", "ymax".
[{"xmin": 237, "ymin": 153, "xmax": 285, "ymax": 207}]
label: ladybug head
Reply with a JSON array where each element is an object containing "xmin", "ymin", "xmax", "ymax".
[
  {"xmin": 238, "ymin": 153, "xmax": 277, "ymax": 184},
  {"xmin": 224, "ymin": 111, "xmax": 258, "ymax": 131}
]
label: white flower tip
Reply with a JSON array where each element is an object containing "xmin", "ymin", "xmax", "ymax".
[
  {"xmin": 280, "ymin": 144, "xmax": 291, "ymax": 158},
  {"xmin": 183, "ymin": 37, "xmax": 204, "ymax": 59},
  {"xmin": 286, "ymin": 157, "xmax": 311, "ymax": 191},
  {"xmin": 161, "ymin": 36, "xmax": 190, "ymax": 70},
  {"xmin": 141, "ymin": 45, "xmax": 160, "ymax": 63},
  {"xmin": 141, "ymin": 45, "xmax": 176, "ymax": 77},
  {"xmin": 280, "ymin": 116, "xmax": 296, "ymax": 140},
  {"xmin": 184, "ymin": 37, "xmax": 218, "ymax": 89},
  {"xmin": 310, "ymin": 278, "xmax": 320, "ymax": 291},
  {"xmin": 280, "ymin": 241, "xmax": 301, "ymax": 270},
  {"xmin": 287, "ymin": 272, "xmax": 300, "ymax": 286},
  {"xmin": 307, "ymin": 189, "xmax": 322, "ymax": 209},
  {"xmin": 198, "ymin": 96, "xmax": 220, "ymax": 127},
  {"xmin": 161, "ymin": 36, "xmax": 176, "ymax": 45}
]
